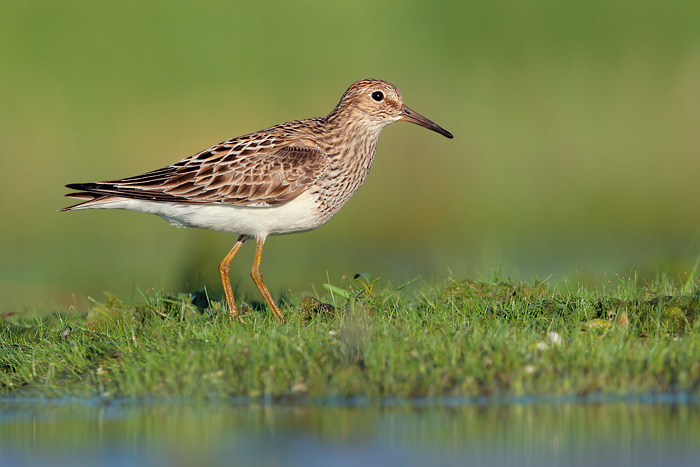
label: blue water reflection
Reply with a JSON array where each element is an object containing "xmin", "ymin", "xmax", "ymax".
[{"xmin": 1, "ymin": 397, "xmax": 699, "ymax": 466}]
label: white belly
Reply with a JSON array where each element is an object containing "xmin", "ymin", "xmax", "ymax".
[{"xmin": 78, "ymin": 190, "xmax": 325, "ymax": 238}]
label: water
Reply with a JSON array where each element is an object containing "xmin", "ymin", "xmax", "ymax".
[{"xmin": 1, "ymin": 398, "xmax": 699, "ymax": 466}]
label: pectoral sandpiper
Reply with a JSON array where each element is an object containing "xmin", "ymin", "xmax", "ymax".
[{"xmin": 62, "ymin": 78, "xmax": 453, "ymax": 323}]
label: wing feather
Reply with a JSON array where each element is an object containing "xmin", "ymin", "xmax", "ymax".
[{"xmin": 63, "ymin": 133, "xmax": 330, "ymax": 209}]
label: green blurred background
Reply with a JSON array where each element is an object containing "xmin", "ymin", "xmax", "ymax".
[{"xmin": 2, "ymin": 0, "xmax": 700, "ymax": 310}]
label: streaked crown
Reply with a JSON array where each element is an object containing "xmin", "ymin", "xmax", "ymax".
[
  {"xmin": 329, "ymin": 78, "xmax": 405, "ymax": 125},
  {"xmin": 327, "ymin": 78, "xmax": 453, "ymax": 140}
]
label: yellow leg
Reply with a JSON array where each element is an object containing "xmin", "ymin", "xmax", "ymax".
[
  {"xmin": 250, "ymin": 236, "xmax": 286, "ymax": 323},
  {"xmin": 219, "ymin": 235, "xmax": 248, "ymax": 322}
]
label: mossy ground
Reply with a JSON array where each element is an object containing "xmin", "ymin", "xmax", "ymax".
[{"xmin": 2, "ymin": 273, "xmax": 699, "ymax": 401}]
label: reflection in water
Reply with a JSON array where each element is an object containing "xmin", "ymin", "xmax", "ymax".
[{"xmin": 1, "ymin": 400, "xmax": 699, "ymax": 466}]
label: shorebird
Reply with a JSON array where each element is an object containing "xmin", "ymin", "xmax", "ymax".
[{"xmin": 62, "ymin": 78, "xmax": 453, "ymax": 323}]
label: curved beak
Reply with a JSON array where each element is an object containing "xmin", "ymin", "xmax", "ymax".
[{"xmin": 400, "ymin": 105, "xmax": 453, "ymax": 139}]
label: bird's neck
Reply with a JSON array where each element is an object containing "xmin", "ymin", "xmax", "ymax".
[
  {"xmin": 323, "ymin": 114, "xmax": 382, "ymax": 176},
  {"xmin": 323, "ymin": 110, "xmax": 384, "ymax": 156}
]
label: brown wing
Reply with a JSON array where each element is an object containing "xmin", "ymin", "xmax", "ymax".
[{"xmin": 64, "ymin": 134, "xmax": 330, "ymax": 208}]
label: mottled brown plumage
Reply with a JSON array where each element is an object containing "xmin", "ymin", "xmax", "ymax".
[{"xmin": 63, "ymin": 78, "xmax": 453, "ymax": 323}]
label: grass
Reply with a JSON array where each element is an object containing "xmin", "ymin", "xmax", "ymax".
[{"xmin": 2, "ymin": 272, "xmax": 699, "ymax": 401}]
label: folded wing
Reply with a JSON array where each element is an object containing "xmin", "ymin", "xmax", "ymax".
[{"xmin": 62, "ymin": 137, "xmax": 330, "ymax": 210}]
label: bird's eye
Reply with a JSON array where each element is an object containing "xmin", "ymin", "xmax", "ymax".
[{"xmin": 371, "ymin": 91, "xmax": 384, "ymax": 102}]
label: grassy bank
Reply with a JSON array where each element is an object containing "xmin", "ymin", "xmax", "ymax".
[{"xmin": 2, "ymin": 273, "xmax": 699, "ymax": 400}]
